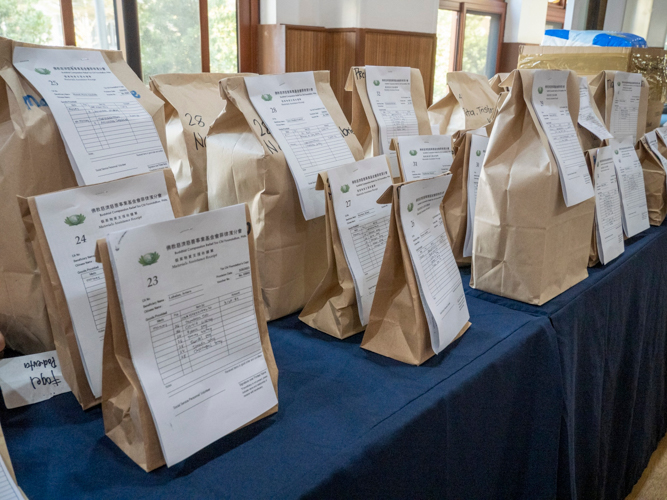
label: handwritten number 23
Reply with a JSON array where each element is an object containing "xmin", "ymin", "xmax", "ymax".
[{"xmin": 147, "ymin": 276, "xmax": 158, "ymax": 287}]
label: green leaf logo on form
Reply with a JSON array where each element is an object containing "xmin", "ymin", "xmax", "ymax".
[
  {"xmin": 341, "ymin": 184, "xmax": 350, "ymax": 193},
  {"xmin": 409, "ymin": 150, "xmax": 418, "ymax": 156},
  {"xmin": 261, "ymin": 94, "xmax": 272, "ymax": 101},
  {"xmin": 538, "ymin": 87, "xmax": 543, "ymax": 95},
  {"xmin": 138, "ymin": 252, "xmax": 160, "ymax": 266},
  {"xmin": 64, "ymin": 214, "xmax": 86, "ymax": 226},
  {"xmin": 35, "ymin": 68, "xmax": 51, "ymax": 75},
  {"xmin": 407, "ymin": 203, "xmax": 414, "ymax": 212},
  {"xmin": 373, "ymin": 80, "xmax": 380, "ymax": 86}
]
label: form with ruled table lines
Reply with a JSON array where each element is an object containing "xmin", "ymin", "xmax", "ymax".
[
  {"xmin": 0, "ymin": 458, "xmax": 21, "ymax": 500},
  {"xmin": 397, "ymin": 135, "xmax": 454, "ymax": 181},
  {"xmin": 593, "ymin": 147, "xmax": 625, "ymax": 264},
  {"xmin": 13, "ymin": 47, "xmax": 168, "ymax": 186},
  {"xmin": 463, "ymin": 129, "xmax": 490, "ymax": 258},
  {"xmin": 108, "ymin": 204, "xmax": 276, "ymax": 467},
  {"xmin": 610, "ymin": 72, "xmax": 643, "ymax": 143},
  {"xmin": 34, "ymin": 172, "xmax": 175, "ymax": 399},
  {"xmin": 610, "ymin": 138, "xmax": 650, "ymax": 237},
  {"xmin": 328, "ymin": 156, "xmax": 393, "ymax": 325}
]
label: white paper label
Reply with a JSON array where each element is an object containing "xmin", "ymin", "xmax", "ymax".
[
  {"xmin": 0, "ymin": 456, "xmax": 22, "ymax": 500},
  {"xmin": 13, "ymin": 47, "xmax": 168, "ymax": 186},
  {"xmin": 0, "ymin": 351, "xmax": 71, "ymax": 409},
  {"xmin": 245, "ymin": 72, "xmax": 355, "ymax": 221},
  {"xmin": 609, "ymin": 138, "xmax": 650, "ymax": 237},
  {"xmin": 593, "ymin": 147, "xmax": 624, "ymax": 264},
  {"xmin": 463, "ymin": 131, "xmax": 490, "ymax": 258},
  {"xmin": 397, "ymin": 135, "xmax": 453, "ymax": 181},
  {"xmin": 610, "ymin": 72, "xmax": 643, "ymax": 143},
  {"xmin": 578, "ymin": 77, "xmax": 613, "ymax": 140}
]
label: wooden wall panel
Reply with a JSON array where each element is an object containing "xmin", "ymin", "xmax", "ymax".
[
  {"xmin": 327, "ymin": 29, "xmax": 358, "ymax": 121},
  {"xmin": 257, "ymin": 24, "xmax": 286, "ymax": 74},
  {"xmin": 363, "ymin": 30, "xmax": 437, "ymax": 105},
  {"xmin": 285, "ymin": 26, "xmax": 329, "ymax": 73}
]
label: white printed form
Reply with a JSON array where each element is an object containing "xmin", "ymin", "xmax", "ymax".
[
  {"xmin": 610, "ymin": 72, "xmax": 643, "ymax": 143},
  {"xmin": 107, "ymin": 204, "xmax": 277, "ymax": 467},
  {"xmin": 610, "ymin": 138, "xmax": 650, "ymax": 237},
  {"xmin": 593, "ymin": 147, "xmax": 624, "ymax": 264},
  {"xmin": 13, "ymin": 47, "xmax": 168, "ymax": 186},
  {"xmin": 398, "ymin": 175, "xmax": 469, "ymax": 353},
  {"xmin": 0, "ymin": 458, "xmax": 21, "ymax": 500},
  {"xmin": 365, "ymin": 66, "xmax": 419, "ymax": 178},
  {"xmin": 655, "ymin": 126, "xmax": 667, "ymax": 148},
  {"xmin": 327, "ymin": 156, "xmax": 392, "ymax": 325},
  {"xmin": 578, "ymin": 77, "xmax": 613, "ymax": 140},
  {"xmin": 532, "ymin": 70, "xmax": 594, "ymax": 207},
  {"xmin": 645, "ymin": 130, "xmax": 667, "ymax": 184},
  {"xmin": 34, "ymin": 172, "xmax": 175, "ymax": 398},
  {"xmin": 397, "ymin": 135, "xmax": 453, "ymax": 181},
  {"xmin": 245, "ymin": 72, "xmax": 355, "ymax": 221},
  {"xmin": 463, "ymin": 129, "xmax": 490, "ymax": 258}
]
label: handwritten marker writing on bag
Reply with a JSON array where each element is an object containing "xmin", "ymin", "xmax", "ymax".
[{"xmin": 0, "ymin": 351, "xmax": 71, "ymax": 409}]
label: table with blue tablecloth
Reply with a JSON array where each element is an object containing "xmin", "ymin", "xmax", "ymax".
[{"xmin": 2, "ymin": 223, "xmax": 667, "ymax": 499}]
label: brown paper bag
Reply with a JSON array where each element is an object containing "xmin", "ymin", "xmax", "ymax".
[
  {"xmin": 584, "ymin": 149, "xmax": 600, "ymax": 267},
  {"xmin": 149, "ymin": 73, "xmax": 253, "ymax": 215},
  {"xmin": 428, "ymin": 72, "xmax": 498, "ymax": 135},
  {"xmin": 344, "ymin": 67, "xmax": 431, "ymax": 158},
  {"xmin": 637, "ymin": 136, "xmax": 667, "ymax": 226},
  {"xmin": 0, "ymin": 38, "xmax": 167, "ymax": 354},
  {"xmin": 489, "ymin": 73, "xmax": 511, "ymax": 94},
  {"xmin": 96, "ymin": 204, "xmax": 278, "ymax": 471},
  {"xmin": 361, "ymin": 180, "xmax": 470, "ymax": 365},
  {"xmin": 471, "ymin": 69, "xmax": 595, "ymax": 305},
  {"xmin": 17, "ymin": 170, "xmax": 182, "ymax": 410},
  {"xmin": 298, "ymin": 171, "xmax": 365, "ymax": 339},
  {"xmin": 207, "ymin": 71, "xmax": 363, "ymax": 321},
  {"xmin": 590, "ymin": 70, "xmax": 649, "ymax": 143}
]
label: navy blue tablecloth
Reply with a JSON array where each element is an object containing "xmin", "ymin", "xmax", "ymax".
[
  {"xmin": 1, "ymin": 296, "xmax": 562, "ymax": 499},
  {"xmin": 465, "ymin": 223, "xmax": 667, "ymax": 500}
]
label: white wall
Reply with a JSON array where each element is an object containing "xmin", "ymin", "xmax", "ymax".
[{"xmin": 504, "ymin": 0, "xmax": 548, "ymax": 43}]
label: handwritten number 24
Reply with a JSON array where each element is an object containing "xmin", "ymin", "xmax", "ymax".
[{"xmin": 75, "ymin": 235, "xmax": 86, "ymax": 244}]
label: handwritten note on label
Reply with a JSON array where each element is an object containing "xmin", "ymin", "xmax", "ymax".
[{"xmin": 0, "ymin": 351, "xmax": 71, "ymax": 409}]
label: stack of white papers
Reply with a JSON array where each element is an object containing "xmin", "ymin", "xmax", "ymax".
[
  {"xmin": 107, "ymin": 204, "xmax": 277, "ymax": 466},
  {"xmin": 398, "ymin": 176, "xmax": 469, "ymax": 353},
  {"xmin": 0, "ymin": 457, "xmax": 22, "ymax": 500},
  {"xmin": 610, "ymin": 72, "xmax": 643, "ymax": 143},
  {"xmin": 245, "ymin": 72, "xmax": 356, "ymax": 221},
  {"xmin": 327, "ymin": 156, "xmax": 393, "ymax": 325},
  {"xmin": 532, "ymin": 70, "xmax": 594, "ymax": 207},
  {"xmin": 34, "ymin": 172, "xmax": 176, "ymax": 398},
  {"xmin": 577, "ymin": 77, "xmax": 613, "ymax": 140},
  {"xmin": 593, "ymin": 147, "xmax": 624, "ymax": 264},
  {"xmin": 397, "ymin": 135, "xmax": 453, "ymax": 181},
  {"xmin": 366, "ymin": 66, "xmax": 420, "ymax": 178},
  {"xmin": 655, "ymin": 126, "xmax": 667, "ymax": 147},
  {"xmin": 13, "ymin": 47, "xmax": 168, "ymax": 186},
  {"xmin": 463, "ymin": 129, "xmax": 490, "ymax": 258},
  {"xmin": 609, "ymin": 138, "xmax": 650, "ymax": 237}
]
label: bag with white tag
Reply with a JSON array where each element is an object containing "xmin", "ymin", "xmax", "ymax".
[
  {"xmin": 0, "ymin": 38, "xmax": 167, "ymax": 354},
  {"xmin": 637, "ymin": 132, "xmax": 667, "ymax": 225},
  {"xmin": 471, "ymin": 69, "xmax": 595, "ymax": 305},
  {"xmin": 428, "ymin": 72, "xmax": 498, "ymax": 135},
  {"xmin": 207, "ymin": 71, "xmax": 363, "ymax": 321},
  {"xmin": 149, "ymin": 73, "xmax": 254, "ymax": 215}
]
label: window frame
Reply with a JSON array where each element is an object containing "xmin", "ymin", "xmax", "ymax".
[
  {"xmin": 54, "ymin": 0, "xmax": 256, "ymax": 77},
  {"xmin": 546, "ymin": 1, "xmax": 566, "ymax": 26},
  {"xmin": 438, "ymin": 0, "xmax": 506, "ymax": 75}
]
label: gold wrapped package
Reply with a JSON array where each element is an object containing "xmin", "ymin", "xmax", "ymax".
[
  {"xmin": 471, "ymin": 69, "xmax": 595, "ymax": 305},
  {"xmin": 207, "ymin": 71, "xmax": 363, "ymax": 320}
]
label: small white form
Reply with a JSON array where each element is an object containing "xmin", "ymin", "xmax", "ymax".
[
  {"xmin": 463, "ymin": 129, "xmax": 490, "ymax": 258},
  {"xmin": 327, "ymin": 156, "xmax": 393, "ymax": 325},
  {"xmin": 593, "ymin": 147, "xmax": 625, "ymax": 264},
  {"xmin": 107, "ymin": 204, "xmax": 277, "ymax": 467},
  {"xmin": 397, "ymin": 135, "xmax": 453, "ymax": 181},
  {"xmin": 13, "ymin": 47, "xmax": 168, "ymax": 186},
  {"xmin": 398, "ymin": 175, "xmax": 469, "ymax": 353},
  {"xmin": 245, "ymin": 72, "xmax": 355, "ymax": 221},
  {"xmin": 609, "ymin": 138, "xmax": 650, "ymax": 237},
  {"xmin": 34, "ymin": 172, "xmax": 175, "ymax": 398},
  {"xmin": 365, "ymin": 66, "xmax": 420, "ymax": 178},
  {"xmin": 610, "ymin": 72, "xmax": 643, "ymax": 143},
  {"xmin": 0, "ymin": 457, "xmax": 21, "ymax": 500},
  {"xmin": 532, "ymin": 70, "xmax": 594, "ymax": 207},
  {"xmin": 578, "ymin": 77, "xmax": 613, "ymax": 140}
]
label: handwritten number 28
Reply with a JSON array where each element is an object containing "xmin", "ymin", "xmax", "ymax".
[
  {"xmin": 185, "ymin": 113, "xmax": 204, "ymax": 127},
  {"xmin": 147, "ymin": 276, "xmax": 158, "ymax": 287}
]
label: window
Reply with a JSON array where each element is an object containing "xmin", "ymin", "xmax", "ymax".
[
  {"xmin": 0, "ymin": 0, "xmax": 253, "ymax": 80},
  {"xmin": 433, "ymin": 1, "xmax": 506, "ymax": 103},
  {"xmin": 546, "ymin": 0, "xmax": 566, "ymax": 31}
]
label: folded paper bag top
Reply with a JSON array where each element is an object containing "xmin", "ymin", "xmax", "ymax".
[
  {"xmin": 207, "ymin": 71, "xmax": 363, "ymax": 321},
  {"xmin": 637, "ymin": 131, "xmax": 667, "ymax": 226},
  {"xmin": 0, "ymin": 37, "xmax": 167, "ymax": 354},
  {"xmin": 428, "ymin": 71, "xmax": 498, "ymax": 135},
  {"xmin": 149, "ymin": 72, "xmax": 254, "ymax": 215},
  {"xmin": 471, "ymin": 69, "xmax": 595, "ymax": 305}
]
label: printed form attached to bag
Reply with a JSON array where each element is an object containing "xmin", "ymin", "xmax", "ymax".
[
  {"xmin": 609, "ymin": 138, "xmax": 650, "ymax": 237},
  {"xmin": 327, "ymin": 156, "xmax": 393, "ymax": 325},
  {"xmin": 610, "ymin": 72, "xmax": 643, "ymax": 143},
  {"xmin": 397, "ymin": 135, "xmax": 453, "ymax": 182},
  {"xmin": 34, "ymin": 172, "xmax": 175, "ymax": 398},
  {"xmin": 245, "ymin": 72, "xmax": 355, "ymax": 221},
  {"xmin": 645, "ymin": 130, "xmax": 667, "ymax": 179},
  {"xmin": 578, "ymin": 77, "xmax": 613, "ymax": 140},
  {"xmin": 593, "ymin": 147, "xmax": 624, "ymax": 264},
  {"xmin": 366, "ymin": 66, "xmax": 420, "ymax": 178},
  {"xmin": 463, "ymin": 129, "xmax": 490, "ymax": 258},
  {"xmin": 0, "ymin": 455, "xmax": 21, "ymax": 500},
  {"xmin": 107, "ymin": 204, "xmax": 277, "ymax": 467},
  {"xmin": 13, "ymin": 47, "xmax": 168, "ymax": 186},
  {"xmin": 398, "ymin": 176, "xmax": 469, "ymax": 353},
  {"xmin": 532, "ymin": 70, "xmax": 594, "ymax": 207}
]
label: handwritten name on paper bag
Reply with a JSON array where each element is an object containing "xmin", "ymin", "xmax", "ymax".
[{"xmin": 0, "ymin": 351, "xmax": 71, "ymax": 409}]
